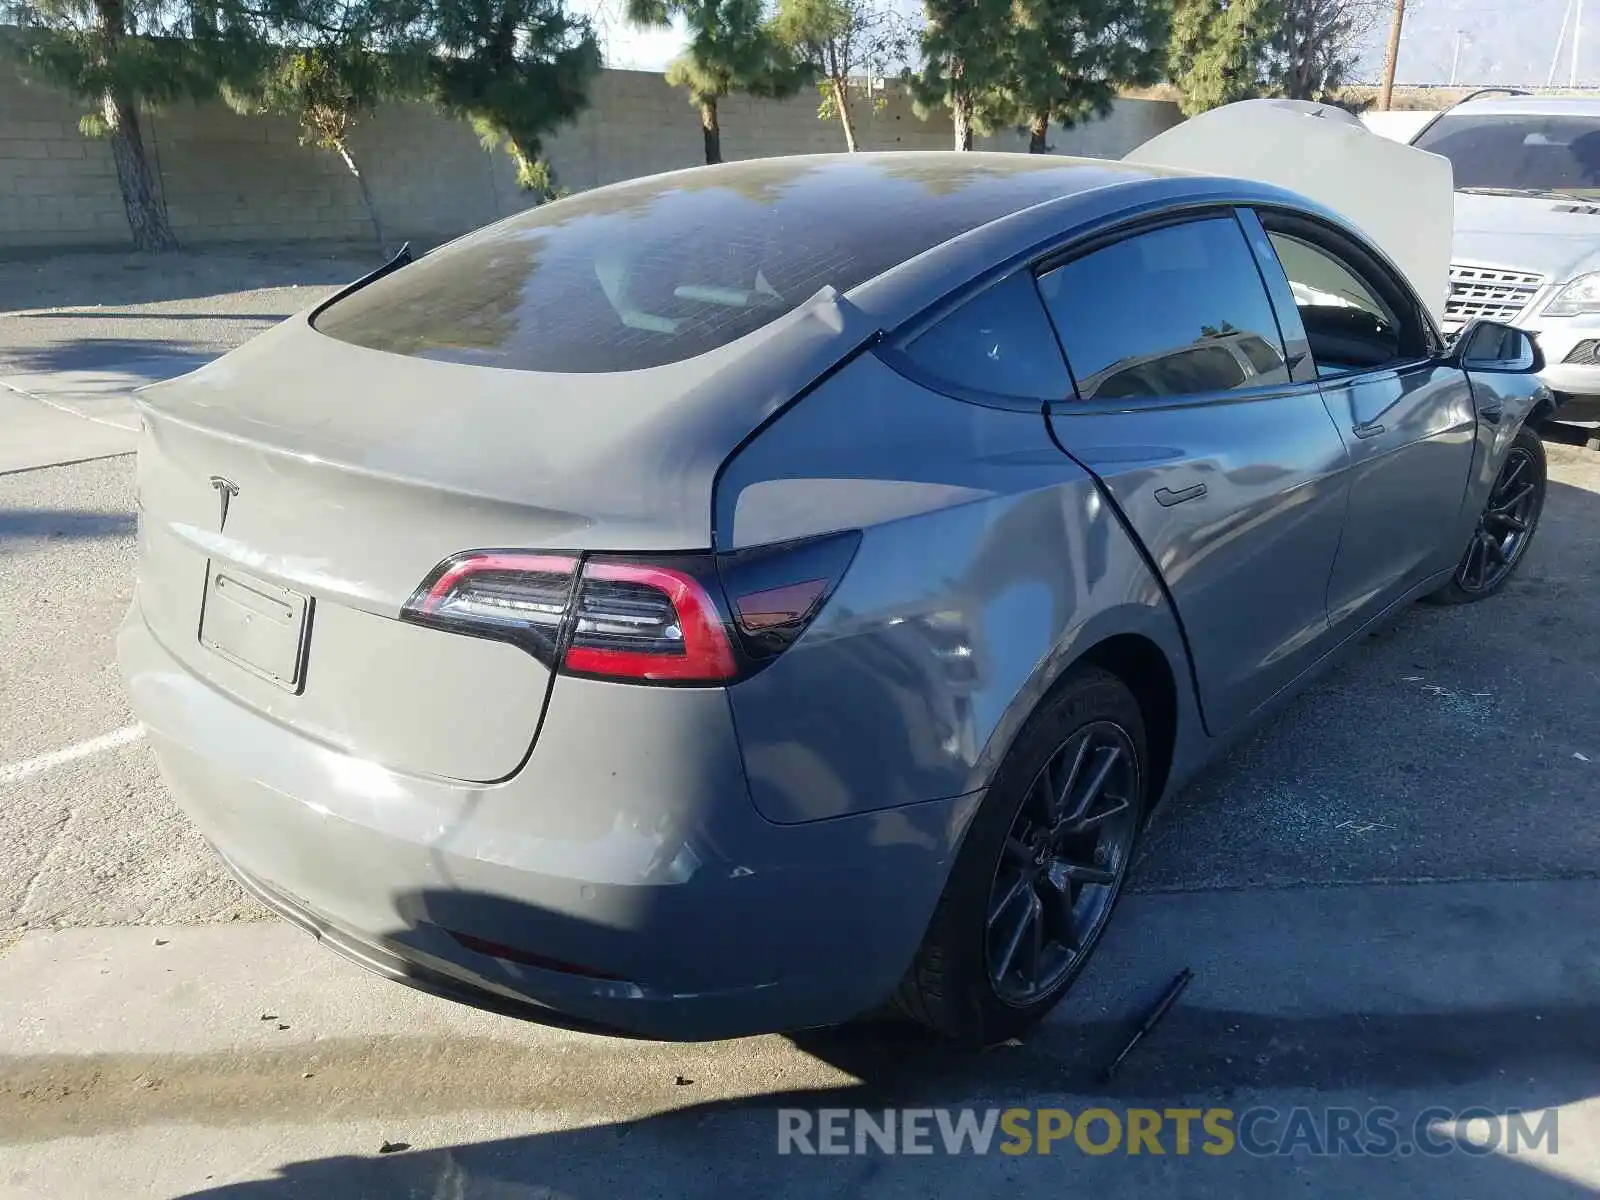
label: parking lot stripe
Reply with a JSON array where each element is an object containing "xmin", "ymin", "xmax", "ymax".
[{"xmin": 0, "ymin": 725, "xmax": 144, "ymax": 786}]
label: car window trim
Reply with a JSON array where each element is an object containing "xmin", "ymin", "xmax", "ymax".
[
  {"xmin": 1033, "ymin": 207, "xmax": 1301, "ymax": 409},
  {"xmin": 1234, "ymin": 208, "xmax": 1318, "ymax": 385},
  {"xmin": 1248, "ymin": 204, "xmax": 1444, "ymax": 380},
  {"xmin": 1048, "ymin": 377, "xmax": 1327, "ymax": 419}
]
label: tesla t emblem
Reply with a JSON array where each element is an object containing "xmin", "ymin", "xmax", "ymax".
[{"xmin": 209, "ymin": 476, "xmax": 240, "ymax": 531}]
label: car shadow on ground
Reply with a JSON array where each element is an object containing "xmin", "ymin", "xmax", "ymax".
[
  {"xmin": 0, "ymin": 507, "xmax": 135, "ymax": 543},
  {"xmin": 0, "ymin": 337, "xmax": 216, "ymax": 382},
  {"xmin": 145, "ymin": 865, "xmax": 1600, "ymax": 1199},
  {"xmin": 0, "ymin": 248, "xmax": 377, "ymax": 315},
  {"xmin": 162, "ymin": 993, "xmax": 1600, "ymax": 1198}
]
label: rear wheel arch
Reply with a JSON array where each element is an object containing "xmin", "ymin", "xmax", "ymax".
[
  {"xmin": 1074, "ymin": 633, "xmax": 1179, "ymax": 814},
  {"xmin": 968, "ymin": 627, "xmax": 1182, "ymax": 832}
]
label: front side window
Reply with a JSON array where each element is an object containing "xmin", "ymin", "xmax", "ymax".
[
  {"xmin": 1266, "ymin": 232, "xmax": 1403, "ymax": 376},
  {"xmin": 1037, "ymin": 217, "xmax": 1289, "ymax": 402},
  {"xmin": 1412, "ymin": 113, "xmax": 1600, "ymax": 195}
]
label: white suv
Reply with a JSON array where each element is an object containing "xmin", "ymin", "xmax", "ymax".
[{"xmin": 1412, "ymin": 93, "xmax": 1600, "ymax": 440}]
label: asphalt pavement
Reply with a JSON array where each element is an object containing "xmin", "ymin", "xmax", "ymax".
[{"xmin": 2, "ymin": 249, "xmax": 1599, "ymax": 1199}]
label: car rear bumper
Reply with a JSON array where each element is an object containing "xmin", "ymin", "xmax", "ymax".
[{"xmin": 120, "ymin": 600, "xmax": 971, "ymax": 1040}]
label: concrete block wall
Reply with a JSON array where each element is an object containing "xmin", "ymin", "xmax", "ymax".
[{"xmin": 0, "ymin": 63, "xmax": 1183, "ymax": 250}]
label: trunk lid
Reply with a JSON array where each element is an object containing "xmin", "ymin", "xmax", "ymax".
[{"xmin": 132, "ymin": 295, "xmax": 874, "ymax": 783}]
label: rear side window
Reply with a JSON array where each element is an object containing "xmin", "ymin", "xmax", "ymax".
[
  {"xmin": 1266, "ymin": 232, "xmax": 1403, "ymax": 376},
  {"xmin": 895, "ymin": 272, "xmax": 1072, "ymax": 401},
  {"xmin": 1037, "ymin": 217, "xmax": 1290, "ymax": 403},
  {"xmin": 313, "ymin": 157, "xmax": 1106, "ymax": 375}
]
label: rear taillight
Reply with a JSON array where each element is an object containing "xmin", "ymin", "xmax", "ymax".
[
  {"xmin": 565, "ymin": 561, "xmax": 737, "ymax": 682},
  {"xmin": 403, "ymin": 532, "xmax": 859, "ymax": 685}
]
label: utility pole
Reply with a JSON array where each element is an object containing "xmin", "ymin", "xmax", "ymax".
[
  {"xmin": 1379, "ymin": 0, "xmax": 1407, "ymax": 110},
  {"xmin": 1450, "ymin": 30, "xmax": 1465, "ymax": 85},
  {"xmin": 1573, "ymin": 0, "xmax": 1584, "ymax": 87}
]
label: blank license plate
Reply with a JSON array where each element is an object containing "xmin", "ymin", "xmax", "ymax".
[{"xmin": 199, "ymin": 564, "xmax": 311, "ymax": 689}]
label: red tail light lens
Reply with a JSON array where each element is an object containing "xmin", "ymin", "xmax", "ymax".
[
  {"xmin": 565, "ymin": 561, "xmax": 737, "ymax": 682},
  {"xmin": 404, "ymin": 532, "xmax": 859, "ymax": 685}
]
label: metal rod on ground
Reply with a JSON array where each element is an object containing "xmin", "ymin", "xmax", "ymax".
[{"xmin": 1099, "ymin": 968, "xmax": 1194, "ymax": 1084}]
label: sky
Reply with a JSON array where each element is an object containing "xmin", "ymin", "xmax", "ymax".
[{"xmin": 584, "ymin": 0, "xmax": 1599, "ymax": 88}]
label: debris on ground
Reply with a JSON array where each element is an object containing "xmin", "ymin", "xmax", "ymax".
[
  {"xmin": 1336, "ymin": 819, "xmax": 1395, "ymax": 835},
  {"xmin": 1100, "ymin": 967, "xmax": 1193, "ymax": 1084},
  {"xmin": 378, "ymin": 1141, "xmax": 410, "ymax": 1155}
]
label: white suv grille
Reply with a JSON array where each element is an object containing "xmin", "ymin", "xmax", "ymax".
[{"xmin": 1445, "ymin": 264, "xmax": 1546, "ymax": 323}]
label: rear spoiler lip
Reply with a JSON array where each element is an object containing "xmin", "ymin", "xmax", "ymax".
[{"xmin": 307, "ymin": 241, "xmax": 415, "ymax": 325}]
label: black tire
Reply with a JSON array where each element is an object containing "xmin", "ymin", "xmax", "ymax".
[
  {"xmin": 1426, "ymin": 424, "xmax": 1547, "ymax": 606},
  {"xmin": 893, "ymin": 666, "xmax": 1147, "ymax": 1046}
]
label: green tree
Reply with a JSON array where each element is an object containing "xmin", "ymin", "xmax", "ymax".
[
  {"xmin": 986, "ymin": 0, "xmax": 1168, "ymax": 152},
  {"xmin": 2, "ymin": 0, "xmax": 263, "ymax": 249},
  {"xmin": 228, "ymin": 0, "xmax": 432, "ymax": 255},
  {"xmin": 909, "ymin": 0, "xmax": 1011, "ymax": 150},
  {"xmin": 1166, "ymin": 0, "xmax": 1280, "ymax": 115},
  {"xmin": 628, "ymin": 0, "xmax": 811, "ymax": 164},
  {"xmin": 773, "ymin": 0, "xmax": 911, "ymax": 152},
  {"xmin": 428, "ymin": 0, "xmax": 601, "ymax": 197},
  {"xmin": 1272, "ymin": 0, "xmax": 1377, "ymax": 101}
]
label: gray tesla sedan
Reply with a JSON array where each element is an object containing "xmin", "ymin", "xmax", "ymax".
[{"xmin": 120, "ymin": 153, "xmax": 1549, "ymax": 1045}]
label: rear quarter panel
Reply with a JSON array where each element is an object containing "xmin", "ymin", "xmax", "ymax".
[{"xmin": 715, "ymin": 354, "xmax": 1204, "ymax": 824}]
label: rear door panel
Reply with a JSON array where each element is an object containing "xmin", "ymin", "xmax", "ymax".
[{"xmin": 1050, "ymin": 391, "xmax": 1350, "ymax": 734}]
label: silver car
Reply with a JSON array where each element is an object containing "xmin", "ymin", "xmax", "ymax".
[
  {"xmin": 1412, "ymin": 94, "xmax": 1600, "ymax": 432},
  {"xmin": 119, "ymin": 154, "xmax": 1549, "ymax": 1045}
]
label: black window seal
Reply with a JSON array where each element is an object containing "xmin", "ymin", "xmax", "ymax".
[
  {"xmin": 1235, "ymin": 207, "xmax": 1318, "ymax": 385},
  {"xmin": 309, "ymin": 242, "xmax": 414, "ymax": 325}
]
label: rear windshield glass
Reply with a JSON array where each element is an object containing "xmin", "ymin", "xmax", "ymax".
[
  {"xmin": 312, "ymin": 157, "xmax": 1099, "ymax": 374},
  {"xmin": 1413, "ymin": 113, "xmax": 1600, "ymax": 195}
]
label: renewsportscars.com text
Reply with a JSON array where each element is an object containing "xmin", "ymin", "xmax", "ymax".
[{"xmin": 776, "ymin": 1106, "xmax": 1560, "ymax": 1157}]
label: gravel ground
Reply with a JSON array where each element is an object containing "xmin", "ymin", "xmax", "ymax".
[{"xmin": 0, "ymin": 246, "xmax": 377, "ymax": 374}]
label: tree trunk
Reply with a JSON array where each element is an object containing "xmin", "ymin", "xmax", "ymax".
[
  {"xmin": 952, "ymin": 91, "xmax": 973, "ymax": 151},
  {"xmin": 507, "ymin": 136, "xmax": 555, "ymax": 200},
  {"xmin": 100, "ymin": 89, "xmax": 176, "ymax": 252},
  {"xmin": 1028, "ymin": 111, "xmax": 1050, "ymax": 154},
  {"xmin": 831, "ymin": 77, "xmax": 858, "ymax": 152},
  {"xmin": 700, "ymin": 97, "xmax": 722, "ymax": 165},
  {"xmin": 334, "ymin": 140, "xmax": 389, "ymax": 259}
]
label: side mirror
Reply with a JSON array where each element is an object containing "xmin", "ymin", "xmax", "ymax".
[{"xmin": 1448, "ymin": 318, "xmax": 1544, "ymax": 373}]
